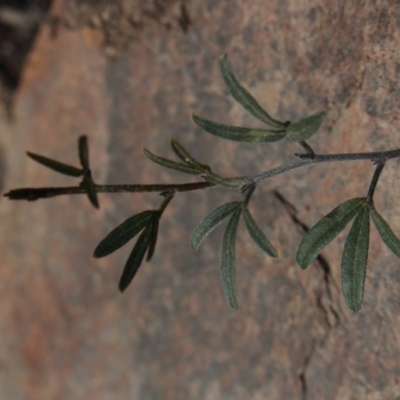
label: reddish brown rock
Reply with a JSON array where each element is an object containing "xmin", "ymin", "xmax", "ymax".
[{"xmin": 1, "ymin": 1, "xmax": 400, "ymax": 399}]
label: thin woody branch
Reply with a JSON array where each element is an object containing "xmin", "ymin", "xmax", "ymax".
[{"xmin": 4, "ymin": 182, "xmax": 215, "ymax": 201}]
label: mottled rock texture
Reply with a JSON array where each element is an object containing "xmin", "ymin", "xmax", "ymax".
[{"xmin": 1, "ymin": 0, "xmax": 400, "ymax": 399}]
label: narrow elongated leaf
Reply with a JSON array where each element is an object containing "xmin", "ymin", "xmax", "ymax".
[
  {"xmin": 221, "ymin": 208, "xmax": 242, "ymax": 309},
  {"xmin": 78, "ymin": 135, "xmax": 90, "ymax": 170},
  {"xmin": 81, "ymin": 174, "xmax": 99, "ymax": 208},
  {"xmin": 288, "ymin": 112, "xmax": 326, "ymax": 141},
  {"xmin": 219, "ymin": 55, "xmax": 286, "ymax": 129},
  {"xmin": 143, "ymin": 147, "xmax": 203, "ymax": 175},
  {"xmin": 191, "ymin": 201, "xmax": 241, "ymax": 250},
  {"xmin": 341, "ymin": 206, "xmax": 370, "ymax": 312},
  {"xmin": 146, "ymin": 215, "xmax": 160, "ymax": 261},
  {"xmin": 193, "ymin": 114, "xmax": 287, "ymax": 143},
  {"xmin": 368, "ymin": 204, "xmax": 400, "ymax": 259},
  {"xmin": 27, "ymin": 152, "xmax": 83, "ymax": 177},
  {"xmin": 296, "ymin": 198, "xmax": 365, "ymax": 269},
  {"xmin": 242, "ymin": 205, "xmax": 277, "ymax": 257},
  {"xmin": 119, "ymin": 226, "xmax": 152, "ymax": 292},
  {"xmin": 170, "ymin": 138, "xmax": 208, "ymax": 170},
  {"xmin": 94, "ymin": 210, "xmax": 154, "ymax": 258}
]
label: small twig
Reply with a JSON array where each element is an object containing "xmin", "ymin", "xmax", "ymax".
[
  {"xmin": 252, "ymin": 148, "xmax": 400, "ymax": 184},
  {"xmin": 241, "ymin": 182, "xmax": 256, "ymax": 205},
  {"xmin": 298, "ymin": 141, "xmax": 315, "ymax": 157},
  {"xmin": 367, "ymin": 163, "xmax": 385, "ymax": 202},
  {"xmin": 4, "ymin": 182, "xmax": 215, "ymax": 201}
]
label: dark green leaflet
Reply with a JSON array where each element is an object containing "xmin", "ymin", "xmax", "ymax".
[
  {"xmin": 119, "ymin": 226, "xmax": 153, "ymax": 292},
  {"xmin": 219, "ymin": 55, "xmax": 286, "ymax": 129},
  {"xmin": 170, "ymin": 138, "xmax": 208, "ymax": 170},
  {"xmin": 220, "ymin": 208, "xmax": 242, "ymax": 309},
  {"xmin": 287, "ymin": 112, "xmax": 326, "ymax": 142},
  {"xmin": 193, "ymin": 114, "xmax": 287, "ymax": 143},
  {"xmin": 296, "ymin": 198, "xmax": 365, "ymax": 269},
  {"xmin": 94, "ymin": 210, "xmax": 154, "ymax": 258},
  {"xmin": 242, "ymin": 204, "xmax": 277, "ymax": 257},
  {"xmin": 368, "ymin": 204, "xmax": 400, "ymax": 259},
  {"xmin": 341, "ymin": 205, "xmax": 370, "ymax": 312},
  {"xmin": 27, "ymin": 152, "xmax": 83, "ymax": 177},
  {"xmin": 146, "ymin": 215, "xmax": 160, "ymax": 261},
  {"xmin": 81, "ymin": 174, "xmax": 99, "ymax": 209},
  {"xmin": 191, "ymin": 201, "xmax": 242, "ymax": 251},
  {"xmin": 143, "ymin": 147, "xmax": 203, "ymax": 175},
  {"xmin": 78, "ymin": 135, "xmax": 90, "ymax": 170}
]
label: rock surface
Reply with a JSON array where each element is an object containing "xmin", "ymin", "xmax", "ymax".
[{"xmin": 1, "ymin": 0, "xmax": 400, "ymax": 399}]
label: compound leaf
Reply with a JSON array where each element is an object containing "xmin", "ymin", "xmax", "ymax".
[
  {"xmin": 242, "ymin": 205, "xmax": 277, "ymax": 257},
  {"xmin": 191, "ymin": 201, "xmax": 241, "ymax": 251},
  {"xmin": 341, "ymin": 205, "xmax": 370, "ymax": 312},
  {"xmin": 288, "ymin": 112, "xmax": 326, "ymax": 142},
  {"xmin": 94, "ymin": 210, "xmax": 154, "ymax": 258},
  {"xmin": 27, "ymin": 152, "xmax": 83, "ymax": 177},
  {"xmin": 119, "ymin": 226, "xmax": 152, "ymax": 292},
  {"xmin": 193, "ymin": 114, "xmax": 286, "ymax": 143},
  {"xmin": 220, "ymin": 208, "xmax": 242, "ymax": 310},
  {"xmin": 143, "ymin": 147, "xmax": 203, "ymax": 175},
  {"xmin": 368, "ymin": 204, "xmax": 400, "ymax": 259},
  {"xmin": 219, "ymin": 55, "xmax": 286, "ymax": 129},
  {"xmin": 296, "ymin": 198, "xmax": 365, "ymax": 269}
]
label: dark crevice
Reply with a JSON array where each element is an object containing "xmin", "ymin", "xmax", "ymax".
[
  {"xmin": 299, "ymin": 371, "xmax": 307, "ymax": 400},
  {"xmin": 178, "ymin": 3, "xmax": 190, "ymax": 33},
  {"xmin": 0, "ymin": 1, "xmax": 52, "ymax": 113},
  {"xmin": 273, "ymin": 189, "xmax": 342, "ymax": 398},
  {"xmin": 273, "ymin": 190, "xmax": 341, "ymax": 326}
]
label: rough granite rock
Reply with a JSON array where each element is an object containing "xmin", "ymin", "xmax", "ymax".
[{"xmin": 1, "ymin": 0, "xmax": 400, "ymax": 399}]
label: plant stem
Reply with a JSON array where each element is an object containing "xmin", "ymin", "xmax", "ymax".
[
  {"xmin": 5, "ymin": 147, "xmax": 400, "ymax": 202},
  {"xmin": 251, "ymin": 148, "xmax": 400, "ymax": 183},
  {"xmin": 4, "ymin": 182, "xmax": 215, "ymax": 201},
  {"xmin": 298, "ymin": 141, "xmax": 315, "ymax": 156},
  {"xmin": 366, "ymin": 163, "xmax": 385, "ymax": 202},
  {"xmin": 158, "ymin": 192, "xmax": 174, "ymax": 213}
]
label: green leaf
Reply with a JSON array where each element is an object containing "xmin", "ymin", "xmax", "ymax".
[
  {"xmin": 119, "ymin": 226, "xmax": 152, "ymax": 292},
  {"xmin": 341, "ymin": 205, "xmax": 370, "ymax": 312},
  {"xmin": 27, "ymin": 152, "xmax": 83, "ymax": 177},
  {"xmin": 94, "ymin": 210, "xmax": 154, "ymax": 258},
  {"xmin": 368, "ymin": 204, "xmax": 400, "ymax": 259},
  {"xmin": 242, "ymin": 205, "xmax": 277, "ymax": 257},
  {"xmin": 146, "ymin": 214, "xmax": 160, "ymax": 261},
  {"xmin": 170, "ymin": 138, "xmax": 208, "ymax": 170},
  {"xmin": 193, "ymin": 114, "xmax": 287, "ymax": 143},
  {"xmin": 219, "ymin": 55, "xmax": 286, "ymax": 129},
  {"xmin": 220, "ymin": 208, "xmax": 242, "ymax": 309},
  {"xmin": 287, "ymin": 112, "xmax": 326, "ymax": 141},
  {"xmin": 143, "ymin": 147, "xmax": 203, "ymax": 175},
  {"xmin": 81, "ymin": 174, "xmax": 99, "ymax": 209},
  {"xmin": 191, "ymin": 201, "xmax": 242, "ymax": 251},
  {"xmin": 78, "ymin": 135, "xmax": 90, "ymax": 170},
  {"xmin": 296, "ymin": 198, "xmax": 365, "ymax": 269}
]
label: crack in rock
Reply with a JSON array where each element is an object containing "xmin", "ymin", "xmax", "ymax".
[{"xmin": 273, "ymin": 190, "xmax": 343, "ymax": 399}]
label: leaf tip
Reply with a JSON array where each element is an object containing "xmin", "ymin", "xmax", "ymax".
[
  {"xmin": 190, "ymin": 239, "xmax": 198, "ymax": 251},
  {"xmin": 118, "ymin": 282, "xmax": 127, "ymax": 293}
]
